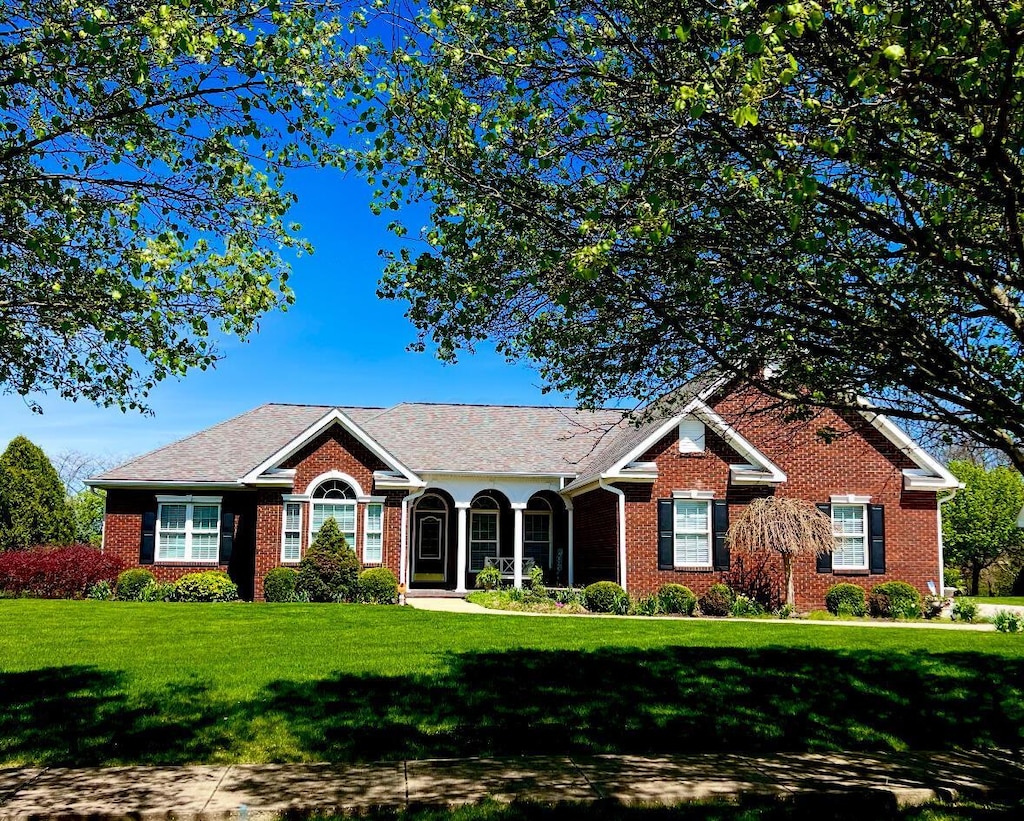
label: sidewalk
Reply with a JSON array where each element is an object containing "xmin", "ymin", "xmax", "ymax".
[{"xmin": 1, "ymin": 751, "xmax": 1022, "ymax": 819}]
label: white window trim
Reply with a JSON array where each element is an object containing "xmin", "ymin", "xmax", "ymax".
[
  {"xmin": 281, "ymin": 501, "xmax": 303, "ymax": 563},
  {"xmin": 470, "ymin": 498, "xmax": 500, "ymax": 572},
  {"xmin": 831, "ymin": 502, "xmax": 869, "ymax": 571},
  {"xmin": 363, "ymin": 499, "xmax": 385, "ymax": 565},
  {"xmin": 155, "ymin": 495, "xmax": 222, "ymax": 564},
  {"xmin": 673, "ymin": 497, "xmax": 713, "ymax": 569}
]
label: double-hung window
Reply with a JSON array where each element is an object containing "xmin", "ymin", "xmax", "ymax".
[
  {"xmin": 470, "ymin": 495, "xmax": 499, "ymax": 571},
  {"xmin": 363, "ymin": 503, "xmax": 384, "ymax": 564},
  {"xmin": 831, "ymin": 504, "xmax": 868, "ymax": 570},
  {"xmin": 282, "ymin": 501, "xmax": 303, "ymax": 562},
  {"xmin": 673, "ymin": 499, "xmax": 712, "ymax": 567},
  {"xmin": 156, "ymin": 497, "xmax": 220, "ymax": 563}
]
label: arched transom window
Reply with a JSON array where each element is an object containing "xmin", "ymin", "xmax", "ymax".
[{"xmin": 311, "ymin": 479, "xmax": 357, "ymax": 547}]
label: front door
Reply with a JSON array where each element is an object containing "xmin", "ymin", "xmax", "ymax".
[{"xmin": 413, "ymin": 510, "xmax": 447, "ymax": 584}]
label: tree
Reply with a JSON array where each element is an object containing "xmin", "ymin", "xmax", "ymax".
[
  {"xmin": 348, "ymin": 0, "xmax": 1024, "ymax": 469},
  {"xmin": 728, "ymin": 497, "xmax": 834, "ymax": 608},
  {"xmin": 295, "ymin": 517, "xmax": 362, "ymax": 602},
  {"xmin": 51, "ymin": 449, "xmax": 128, "ymax": 495},
  {"xmin": 0, "ymin": 0, "xmax": 351, "ymax": 411},
  {"xmin": 943, "ymin": 460, "xmax": 1024, "ymax": 595},
  {"xmin": 69, "ymin": 488, "xmax": 105, "ymax": 547},
  {"xmin": 0, "ymin": 435, "xmax": 74, "ymax": 549}
]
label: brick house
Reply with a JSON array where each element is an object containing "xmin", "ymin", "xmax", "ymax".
[{"xmin": 88, "ymin": 382, "xmax": 959, "ymax": 607}]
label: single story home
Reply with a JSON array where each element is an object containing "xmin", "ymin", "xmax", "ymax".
[{"xmin": 88, "ymin": 381, "xmax": 960, "ymax": 607}]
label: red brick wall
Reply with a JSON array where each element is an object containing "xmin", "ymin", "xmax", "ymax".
[
  {"xmin": 585, "ymin": 388, "xmax": 943, "ymax": 610},
  {"xmin": 104, "ymin": 425, "xmax": 410, "ymax": 601},
  {"xmin": 103, "ymin": 489, "xmax": 256, "ymax": 596},
  {"xmin": 572, "ymin": 487, "xmax": 619, "ymax": 585}
]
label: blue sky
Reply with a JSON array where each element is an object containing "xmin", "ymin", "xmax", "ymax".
[{"xmin": 0, "ymin": 164, "xmax": 574, "ymax": 463}]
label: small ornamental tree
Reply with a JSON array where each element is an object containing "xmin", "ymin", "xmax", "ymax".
[
  {"xmin": 295, "ymin": 517, "xmax": 362, "ymax": 602},
  {"xmin": 728, "ymin": 497, "xmax": 834, "ymax": 609},
  {"xmin": 0, "ymin": 436, "xmax": 74, "ymax": 550}
]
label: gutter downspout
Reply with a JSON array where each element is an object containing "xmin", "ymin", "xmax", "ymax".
[
  {"xmin": 400, "ymin": 489, "xmax": 426, "ymax": 589},
  {"xmin": 937, "ymin": 485, "xmax": 962, "ymax": 595},
  {"xmin": 599, "ymin": 478, "xmax": 627, "ymax": 592}
]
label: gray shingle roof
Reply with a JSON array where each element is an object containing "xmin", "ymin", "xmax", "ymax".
[{"xmin": 93, "ymin": 402, "xmax": 628, "ymax": 483}]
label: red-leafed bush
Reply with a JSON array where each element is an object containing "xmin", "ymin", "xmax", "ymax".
[{"xmin": 0, "ymin": 545, "xmax": 125, "ymax": 598}]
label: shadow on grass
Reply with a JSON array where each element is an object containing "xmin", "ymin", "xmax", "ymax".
[{"xmin": 1, "ymin": 647, "xmax": 1023, "ymax": 765}]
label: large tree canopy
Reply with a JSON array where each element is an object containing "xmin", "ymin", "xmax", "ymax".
[
  {"xmin": 1, "ymin": 0, "xmax": 350, "ymax": 411},
  {"xmin": 349, "ymin": 0, "xmax": 1024, "ymax": 467}
]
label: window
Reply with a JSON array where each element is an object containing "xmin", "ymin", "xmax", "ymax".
[
  {"xmin": 832, "ymin": 504, "xmax": 868, "ymax": 570},
  {"xmin": 364, "ymin": 503, "xmax": 383, "ymax": 564},
  {"xmin": 524, "ymin": 498, "xmax": 552, "ymax": 568},
  {"xmin": 678, "ymin": 418, "xmax": 706, "ymax": 453},
  {"xmin": 282, "ymin": 502, "xmax": 302, "ymax": 562},
  {"xmin": 673, "ymin": 499, "xmax": 711, "ymax": 567},
  {"xmin": 310, "ymin": 479, "xmax": 356, "ymax": 547},
  {"xmin": 156, "ymin": 497, "xmax": 220, "ymax": 563},
  {"xmin": 470, "ymin": 495, "xmax": 499, "ymax": 571}
]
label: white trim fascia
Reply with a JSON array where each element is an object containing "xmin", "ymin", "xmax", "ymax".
[
  {"xmin": 282, "ymin": 493, "xmax": 310, "ymax": 502},
  {"xmin": 155, "ymin": 494, "xmax": 223, "ymax": 504},
  {"xmin": 728, "ymin": 465, "xmax": 786, "ymax": 485},
  {"xmin": 418, "ymin": 469, "xmax": 579, "ymax": 479},
  {"xmin": 605, "ymin": 398, "xmax": 786, "ymax": 485},
  {"xmin": 672, "ymin": 489, "xmax": 716, "ymax": 500},
  {"xmin": 830, "ymin": 493, "xmax": 872, "ymax": 504},
  {"xmin": 240, "ymin": 408, "xmax": 425, "ymax": 488},
  {"xmin": 85, "ymin": 480, "xmax": 244, "ymax": 490},
  {"xmin": 856, "ymin": 403, "xmax": 960, "ymax": 490}
]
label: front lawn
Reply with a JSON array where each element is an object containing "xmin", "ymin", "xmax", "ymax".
[
  {"xmin": 1, "ymin": 601, "xmax": 1023, "ymax": 766},
  {"xmin": 974, "ymin": 597, "xmax": 1024, "ymax": 607}
]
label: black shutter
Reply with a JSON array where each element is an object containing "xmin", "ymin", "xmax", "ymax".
[
  {"xmin": 140, "ymin": 510, "xmax": 156, "ymax": 565},
  {"xmin": 816, "ymin": 503, "xmax": 833, "ymax": 573},
  {"xmin": 219, "ymin": 512, "xmax": 235, "ymax": 564},
  {"xmin": 658, "ymin": 499, "xmax": 674, "ymax": 569},
  {"xmin": 868, "ymin": 505, "xmax": 885, "ymax": 574},
  {"xmin": 712, "ymin": 500, "xmax": 730, "ymax": 571}
]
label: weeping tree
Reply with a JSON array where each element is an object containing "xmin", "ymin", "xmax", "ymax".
[{"xmin": 728, "ymin": 497, "xmax": 834, "ymax": 608}]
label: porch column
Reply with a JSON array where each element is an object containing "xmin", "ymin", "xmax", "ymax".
[
  {"xmin": 566, "ymin": 500, "xmax": 575, "ymax": 587},
  {"xmin": 512, "ymin": 502, "xmax": 526, "ymax": 589},
  {"xmin": 455, "ymin": 503, "xmax": 470, "ymax": 593}
]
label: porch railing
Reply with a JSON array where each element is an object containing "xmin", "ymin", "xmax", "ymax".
[{"xmin": 483, "ymin": 556, "xmax": 535, "ymax": 579}]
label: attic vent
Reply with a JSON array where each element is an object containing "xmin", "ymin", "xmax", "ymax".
[{"xmin": 678, "ymin": 418, "xmax": 706, "ymax": 453}]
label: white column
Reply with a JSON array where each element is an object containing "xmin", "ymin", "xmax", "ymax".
[
  {"xmin": 566, "ymin": 500, "xmax": 575, "ymax": 587},
  {"xmin": 512, "ymin": 503, "xmax": 526, "ymax": 589},
  {"xmin": 455, "ymin": 503, "xmax": 469, "ymax": 593}
]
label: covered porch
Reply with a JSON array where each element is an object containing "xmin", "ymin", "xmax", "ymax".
[{"xmin": 401, "ymin": 475, "xmax": 574, "ymax": 592}]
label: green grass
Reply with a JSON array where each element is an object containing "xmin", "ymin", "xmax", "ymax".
[
  {"xmin": 974, "ymin": 597, "xmax": 1024, "ymax": 606},
  {"xmin": 2, "ymin": 600, "xmax": 1024, "ymax": 767}
]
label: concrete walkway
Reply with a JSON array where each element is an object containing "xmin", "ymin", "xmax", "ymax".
[{"xmin": 1, "ymin": 751, "xmax": 1021, "ymax": 818}]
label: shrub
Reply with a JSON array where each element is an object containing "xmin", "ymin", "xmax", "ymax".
[
  {"xmin": 553, "ymin": 586, "xmax": 584, "ymax": 607},
  {"xmin": 358, "ymin": 567, "xmax": 399, "ymax": 604},
  {"xmin": 0, "ymin": 544, "xmax": 124, "ymax": 598},
  {"xmin": 730, "ymin": 594, "xmax": 764, "ymax": 617},
  {"xmin": 117, "ymin": 568, "xmax": 157, "ymax": 601},
  {"xmin": 825, "ymin": 583, "xmax": 867, "ymax": 617},
  {"xmin": 86, "ymin": 580, "xmax": 114, "ymax": 600},
  {"xmin": 775, "ymin": 603, "xmax": 795, "ymax": 619},
  {"xmin": 475, "ymin": 565, "xmax": 502, "ymax": 591},
  {"xmin": 951, "ymin": 598, "xmax": 978, "ymax": 623},
  {"xmin": 528, "ymin": 563, "xmax": 546, "ymax": 594},
  {"xmin": 698, "ymin": 583, "xmax": 735, "ymax": 617},
  {"xmin": 141, "ymin": 582, "xmax": 174, "ymax": 602},
  {"xmin": 994, "ymin": 610, "xmax": 1024, "ymax": 633},
  {"xmin": 869, "ymin": 581, "xmax": 922, "ymax": 619},
  {"xmin": 583, "ymin": 581, "xmax": 628, "ymax": 614},
  {"xmin": 295, "ymin": 518, "xmax": 361, "ymax": 602},
  {"xmin": 171, "ymin": 570, "xmax": 238, "ymax": 602},
  {"xmin": 630, "ymin": 594, "xmax": 662, "ymax": 616},
  {"xmin": 658, "ymin": 584, "xmax": 697, "ymax": 616},
  {"xmin": 264, "ymin": 567, "xmax": 298, "ymax": 603}
]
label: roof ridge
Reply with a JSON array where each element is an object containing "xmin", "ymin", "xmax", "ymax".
[{"xmin": 391, "ymin": 401, "xmax": 625, "ymax": 411}]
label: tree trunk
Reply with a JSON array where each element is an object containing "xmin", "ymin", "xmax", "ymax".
[
  {"xmin": 784, "ymin": 554, "xmax": 795, "ymax": 608},
  {"xmin": 971, "ymin": 562, "xmax": 982, "ymax": 596}
]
